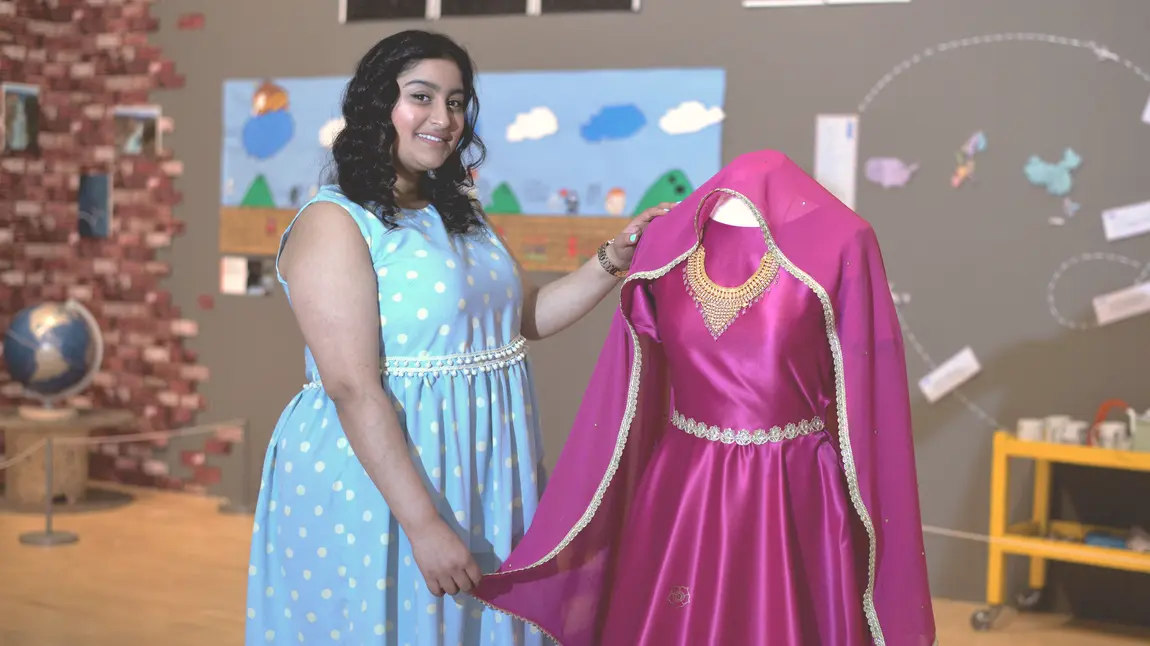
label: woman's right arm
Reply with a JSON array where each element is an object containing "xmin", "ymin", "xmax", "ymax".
[{"xmin": 279, "ymin": 202, "xmax": 481, "ymax": 595}]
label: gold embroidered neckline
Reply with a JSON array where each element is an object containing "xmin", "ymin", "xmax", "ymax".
[{"xmin": 683, "ymin": 243, "xmax": 779, "ymax": 338}]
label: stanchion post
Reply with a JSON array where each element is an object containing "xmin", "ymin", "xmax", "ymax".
[
  {"xmin": 219, "ymin": 421, "xmax": 256, "ymax": 515},
  {"xmin": 19, "ymin": 436, "xmax": 79, "ymax": 547}
]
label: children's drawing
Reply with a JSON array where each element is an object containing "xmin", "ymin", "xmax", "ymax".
[{"xmin": 220, "ymin": 69, "xmax": 726, "ymax": 217}]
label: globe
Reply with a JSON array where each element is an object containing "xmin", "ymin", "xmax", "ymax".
[{"xmin": 1, "ymin": 300, "xmax": 104, "ymax": 421}]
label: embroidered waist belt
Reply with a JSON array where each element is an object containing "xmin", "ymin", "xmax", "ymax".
[
  {"xmin": 670, "ymin": 410, "xmax": 826, "ymax": 446},
  {"xmin": 303, "ymin": 335, "xmax": 528, "ymax": 389}
]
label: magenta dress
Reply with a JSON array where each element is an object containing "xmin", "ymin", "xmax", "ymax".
[
  {"xmin": 473, "ymin": 151, "xmax": 937, "ymax": 646},
  {"xmin": 598, "ymin": 219, "xmax": 869, "ymax": 644}
]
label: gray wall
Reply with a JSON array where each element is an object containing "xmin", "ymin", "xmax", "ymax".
[{"xmin": 149, "ymin": 0, "xmax": 1150, "ymax": 623}]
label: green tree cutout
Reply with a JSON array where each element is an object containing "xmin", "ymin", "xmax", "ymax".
[
  {"xmin": 632, "ymin": 170, "xmax": 692, "ymax": 216},
  {"xmin": 484, "ymin": 182, "xmax": 522, "ymax": 215},
  {"xmin": 240, "ymin": 174, "xmax": 276, "ymax": 208}
]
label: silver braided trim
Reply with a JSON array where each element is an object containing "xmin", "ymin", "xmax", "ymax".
[
  {"xmin": 302, "ymin": 336, "xmax": 527, "ymax": 389},
  {"xmin": 671, "ymin": 410, "xmax": 825, "ymax": 446}
]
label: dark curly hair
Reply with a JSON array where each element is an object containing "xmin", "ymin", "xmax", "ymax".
[{"xmin": 329, "ymin": 30, "xmax": 486, "ymax": 235}]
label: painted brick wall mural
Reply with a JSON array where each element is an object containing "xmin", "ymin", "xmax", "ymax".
[{"xmin": 0, "ymin": 0, "xmax": 234, "ymax": 493}]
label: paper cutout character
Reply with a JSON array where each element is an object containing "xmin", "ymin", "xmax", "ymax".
[
  {"xmin": 242, "ymin": 80, "xmax": 294, "ymax": 160},
  {"xmin": 1024, "ymin": 148, "xmax": 1081, "ymax": 197},
  {"xmin": 864, "ymin": 158, "xmax": 918, "ymax": 189},
  {"xmin": 952, "ymin": 131, "xmax": 986, "ymax": 188},
  {"xmin": 951, "ymin": 153, "xmax": 976, "ymax": 188},
  {"xmin": 961, "ymin": 131, "xmax": 986, "ymax": 157},
  {"xmin": 559, "ymin": 189, "xmax": 580, "ymax": 215},
  {"xmin": 605, "ymin": 187, "xmax": 627, "ymax": 215}
]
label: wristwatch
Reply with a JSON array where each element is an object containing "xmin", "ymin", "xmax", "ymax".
[{"xmin": 597, "ymin": 240, "xmax": 628, "ymax": 278}]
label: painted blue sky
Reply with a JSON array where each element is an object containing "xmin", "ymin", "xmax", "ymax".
[{"xmin": 221, "ymin": 68, "xmax": 726, "ymax": 216}]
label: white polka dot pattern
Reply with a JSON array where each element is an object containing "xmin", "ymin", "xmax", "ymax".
[{"xmin": 248, "ymin": 186, "xmax": 549, "ymax": 646}]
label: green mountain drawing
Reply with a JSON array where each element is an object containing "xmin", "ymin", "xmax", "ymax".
[
  {"xmin": 484, "ymin": 182, "xmax": 522, "ymax": 214},
  {"xmin": 240, "ymin": 174, "xmax": 276, "ymax": 208},
  {"xmin": 632, "ymin": 170, "xmax": 692, "ymax": 216}
]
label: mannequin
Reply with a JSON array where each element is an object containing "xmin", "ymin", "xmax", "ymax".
[
  {"xmin": 472, "ymin": 150, "xmax": 936, "ymax": 646},
  {"xmin": 710, "ymin": 193, "xmax": 760, "ymax": 227}
]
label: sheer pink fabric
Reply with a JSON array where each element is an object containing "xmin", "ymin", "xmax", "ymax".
[{"xmin": 472, "ymin": 150, "xmax": 936, "ymax": 646}]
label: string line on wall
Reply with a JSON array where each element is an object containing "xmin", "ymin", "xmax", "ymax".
[
  {"xmin": 1046, "ymin": 253, "xmax": 1149, "ymax": 331},
  {"xmin": 860, "ymin": 31, "xmax": 1150, "ymax": 430},
  {"xmin": 858, "ymin": 32, "xmax": 1150, "ymax": 115}
]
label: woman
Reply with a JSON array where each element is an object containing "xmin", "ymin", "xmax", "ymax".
[{"xmin": 243, "ymin": 30, "xmax": 668, "ymax": 646}]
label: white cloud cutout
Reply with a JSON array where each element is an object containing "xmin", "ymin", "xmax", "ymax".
[
  {"xmin": 318, "ymin": 117, "xmax": 345, "ymax": 149},
  {"xmin": 506, "ymin": 107, "xmax": 558, "ymax": 143},
  {"xmin": 658, "ymin": 101, "xmax": 725, "ymax": 135}
]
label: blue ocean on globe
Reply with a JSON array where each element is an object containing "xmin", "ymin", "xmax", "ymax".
[{"xmin": 2, "ymin": 303, "xmax": 95, "ymax": 398}]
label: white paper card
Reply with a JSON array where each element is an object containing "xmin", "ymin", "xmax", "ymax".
[
  {"xmin": 918, "ymin": 347, "xmax": 981, "ymax": 404},
  {"xmin": 1093, "ymin": 282, "xmax": 1150, "ymax": 326},
  {"xmin": 814, "ymin": 114, "xmax": 859, "ymax": 210},
  {"xmin": 1142, "ymin": 90, "xmax": 1150, "ymax": 125},
  {"xmin": 1101, "ymin": 200, "xmax": 1150, "ymax": 242},
  {"xmin": 220, "ymin": 256, "xmax": 248, "ymax": 295}
]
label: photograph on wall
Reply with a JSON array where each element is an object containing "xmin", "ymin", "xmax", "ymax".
[
  {"xmin": 539, "ymin": 0, "xmax": 639, "ymax": 14},
  {"xmin": 339, "ymin": 0, "xmax": 427, "ymax": 21},
  {"xmin": 341, "ymin": 0, "xmax": 638, "ymax": 22},
  {"xmin": 220, "ymin": 255, "xmax": 277, "ymax": 296},
  {"xmin": 113, "ymin": 105, "xmax": 162, "ymax": 157},
  {"xmin": 1, "ymin": 83, "xmax": 41, "ymax": 155},
  {"xmin": 440, "ymin": 0, "xmax": 528, "ymax": 18},
  {"xmin": 78, "ymin": 172, "xmax": 113, "ymax": 239},
  {"xmin": 220, "ymin": 69, "xmax": 724, "ymax": 270}
]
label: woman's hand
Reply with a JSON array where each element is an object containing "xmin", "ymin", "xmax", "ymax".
[
  {"xmin": 606, "ymin": 202, "xmax": 676, "ymax": 270},
  {"xmin": 409, "ymin": 518, "xmax": 482, "ymax": 596}
]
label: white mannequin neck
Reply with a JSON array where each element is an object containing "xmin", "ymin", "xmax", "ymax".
[{"xmin": 710, "ymin": 197, "xmax": 760, "ymax": 227}]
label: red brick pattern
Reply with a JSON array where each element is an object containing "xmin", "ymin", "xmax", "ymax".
[{"xmin": 0, "ymin": 0, "xmax": 230, "ymax": 492}]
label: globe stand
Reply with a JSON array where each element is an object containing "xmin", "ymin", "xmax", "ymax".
[
  {"xmin": 19, "ymin": 436, "xmax": 79, "ymax": 547},
  {"xmin": 17, "ymin": 403, "xmax": 79, "ymax": 423}
]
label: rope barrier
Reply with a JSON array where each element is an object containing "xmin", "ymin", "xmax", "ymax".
[
  {"xmin": 0, "ymin": 417, "xmax": 253, "ymax": 547},
  {"xmin": 0, "ymin": 438, "xmax": 47, "ymax": 471},
  {"xmin": 5, "ymin": 417, "xmax": 1146, "ymax": 571}
]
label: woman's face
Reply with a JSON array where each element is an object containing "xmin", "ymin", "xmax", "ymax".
[{"xmin": 391, "ymin": 58, "xmax": 467, "ymax": 176}]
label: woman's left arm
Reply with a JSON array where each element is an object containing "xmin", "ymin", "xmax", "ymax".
[{"xmin": 504, "ymin": 203, "xmax": 674, "ymax": 341}]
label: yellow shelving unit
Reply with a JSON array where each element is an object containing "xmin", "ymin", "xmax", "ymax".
[{"xmin": 972, "ymin": 431, "xmax": 1150, "ymax": 630}]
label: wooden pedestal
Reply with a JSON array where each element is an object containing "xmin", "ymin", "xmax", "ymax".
[{"xmin": 0, "ymin": 409, "xmax": 134, "ymax": 509}]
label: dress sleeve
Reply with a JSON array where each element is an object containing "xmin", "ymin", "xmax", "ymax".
[{"xmin": 627, "ymin": 283, "xmax": 661, "ymax": 343}]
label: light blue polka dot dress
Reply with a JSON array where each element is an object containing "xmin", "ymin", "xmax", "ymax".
[{"xmin": 245, "ymin": 185, "xmax": 549, "ymax": 646}]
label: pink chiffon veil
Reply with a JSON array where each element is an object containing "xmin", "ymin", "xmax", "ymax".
[{"xmin": 472, "ymin": 150, "xmax": 937, "ymax": 646}]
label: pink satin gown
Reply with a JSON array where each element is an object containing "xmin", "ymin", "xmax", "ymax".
[{"xmin": 599, "ymin": 219, "xmax": 870, "ymax": 645}]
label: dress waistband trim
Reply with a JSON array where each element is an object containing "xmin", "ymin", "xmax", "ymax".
[
  {"xmin": 303, "ymin": 335, "xmax": 528, "ymax": 389},
  {"xmin": 670, "ymin": 410, "xmax": 825, "ymax": 446}
]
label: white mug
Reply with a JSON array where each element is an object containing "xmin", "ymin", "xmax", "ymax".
[
  {"xmin": 1044, "ymin": 415, "xmax": 1071, "ymax": 442},
  {"xmin": 1016, "ymin": 418, "xmax": 1045, "ymax": 442},
  {"xmin": 1096, "ymin": 421, "xmax": 1129, "ymax": 449},
  {"xmin": 1060, "ymin": 420, "xmax": 1089, "ymax": 445}
]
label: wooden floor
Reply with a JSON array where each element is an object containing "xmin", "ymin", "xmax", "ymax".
[{"xmin": 1, "ymin": 484, "xmax": 1148, "ymax": 646}]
